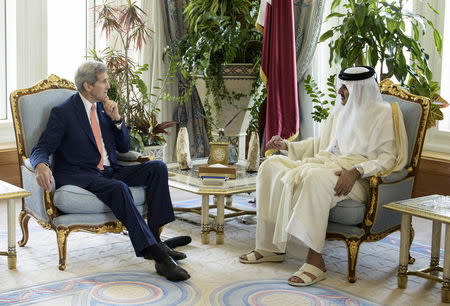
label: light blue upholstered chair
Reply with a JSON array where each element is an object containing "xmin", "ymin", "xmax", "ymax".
[
  {"xmin": 10, "ymin": 75, "xmax": 149, "ymax": 270},
  {"xmin": 326, "ymin": 79, "xmax": 430, "ymax": 282}
]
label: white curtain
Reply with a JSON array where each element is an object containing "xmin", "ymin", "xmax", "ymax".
[
  {"xmin": 141, "ymin": 0, "xmax": 177, "ymax": 161},
  {"xmin": 413, "ymin": 0, "xmax": 444, "ymax": 86},
  {"xmin": 294, "ymin": 0, "xmax": 326, "ymax": 140},
  {"xmin": 413, "ymin": 0, "xmax": 450, "ymax": 152}
]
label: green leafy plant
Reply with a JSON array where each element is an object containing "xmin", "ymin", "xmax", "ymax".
[
  {"xmin": 407, "ymin": 64, "xmax": 448, "ymax": 128},
  {"xmin": 306, "ymin": 0, "xmax": 447, "ymax": 124},
  {"xmin": 321, "ymin": 0, "xmax": 442, "ymax": 83},
  {"xmin": 246, "ymin": 78, "xmax": 266, "ymax": 133},
  {"xmin": 304, "ymin": 74, "xmax": 336, "ymax": 122},
  {"xmin": 91, "ymin": 0, "xmax": 176, "ymax": 149},
  {"xmin": 164, "ymin": 0, "xmax": 262, "ymax": 132}
]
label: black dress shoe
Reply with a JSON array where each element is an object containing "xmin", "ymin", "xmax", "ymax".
[
  {"xmin": 159, "ymin": 242, "xmax": 187, "ymax": 260},
  {"xmin": 164, "ymin": 236, "xmax": 192, "ymax": 249},
  {"xmin": 144, "ymin": 242, "xmax": 187, "ymax": 261},
  {"xmin": 155, "ymin": 257, "xmax": 190, "ymax": 282}
]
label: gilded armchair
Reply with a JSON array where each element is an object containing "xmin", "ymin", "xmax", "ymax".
[
  {"xmin": 326, "ymin": 79, "xmax": 430, "ymax": 282},
  {"xmin": 10, "ymin": 75, "xmax": 149, "ymax": 270}
]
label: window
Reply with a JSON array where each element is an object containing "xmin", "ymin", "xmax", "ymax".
[
  {"xmin": 47, "ymin": 0, "xmax": 87, "ymax": 81},
  {"xmin": 0, "ymin": 0, "xmax": 98, "ymax": 144},
  {"xmin": 438, "ymin": 2, "xmax": 450, "ymax": 132},
  {"xmin": 421, "ymin": 0, "xmax": 450, "ymax": 153},
  {"xmin": 0, "ymin": 0, "xmax": 7, "ymax": 120},
  {"xmin": 0, "ymin": 0, "xmax": 16, "ymax": 144}
]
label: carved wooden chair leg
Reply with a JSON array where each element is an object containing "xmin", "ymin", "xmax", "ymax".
[
  {"xmin": 408, "ymin": 223, "xmax": 416, "ymax": 264},
  {"xmin": 56, "ymin": 229, "xmax": 70, "ymax": 271},
  {"xmin": 18, "ymin": 211, "xmax": 31, "ymax": 247},
  {"xmin": 346, "ymin": 239, "xmax": 362, "ymax": 283}
]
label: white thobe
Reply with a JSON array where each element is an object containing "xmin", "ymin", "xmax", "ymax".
[{"xmin": 255, "ymin": 103, "xmax": 407, "ymax": 254}]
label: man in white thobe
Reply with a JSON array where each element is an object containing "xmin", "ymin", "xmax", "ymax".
[{"xmin": 240, "ymin": 66, "xmax": 407, "ymax": 286}]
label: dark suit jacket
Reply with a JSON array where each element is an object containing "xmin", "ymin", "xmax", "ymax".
[{"xmin": 30, "ymin": 92, "xmax": 130, "ymax": 188}]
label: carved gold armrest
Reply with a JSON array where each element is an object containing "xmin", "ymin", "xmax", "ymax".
[{"xmin": 363, "ymin": 176, "xmax": 382, "ymax": 227}]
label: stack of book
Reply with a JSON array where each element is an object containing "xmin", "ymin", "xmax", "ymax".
[{"xmin": 198, "ymin": 164, "xmax": 237, "ymax": 179}]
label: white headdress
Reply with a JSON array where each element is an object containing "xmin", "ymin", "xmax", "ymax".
[{"xmin": 329, "ymin": 66, "xmax": 394, "ymax": 156}]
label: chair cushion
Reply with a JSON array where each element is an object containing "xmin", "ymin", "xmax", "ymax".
[
  {"xmin": 329, "ymin": 200, "xmax": 365, "ymax": 225},
  {"xmin": 53, "ymin": 185, "xmax": 146, "ymax": 214}
]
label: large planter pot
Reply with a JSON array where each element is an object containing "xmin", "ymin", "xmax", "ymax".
[
  {"xmin": 142, "ymin": 144, "xmax": 166, "ymax": 161},
  {"xmin": 195, "ymin": 64, "xmax": 257, "ymax": 159}
]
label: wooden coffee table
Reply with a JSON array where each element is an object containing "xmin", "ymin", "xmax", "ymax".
[
  {"xmin": 167, "ymin": 159, "xmax": 256, "ymax": 244},
  {"xmin": 385, "ymin": 195, "xmax": 450, "ymax": 303}
]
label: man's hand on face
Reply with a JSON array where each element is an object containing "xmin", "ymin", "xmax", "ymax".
[
  {"xmin": 35, "ymin": 163, "xmax": 53, "ymax": 192},
  {"xmin": 333, "ymin": 168, "xmax": 360, "ymax": 197},
  {"xmin": 266, "ymin": 135, "xmax": 288, "ymax": 151},
  {"xmin": 102, "ymin": 98, "xmax": 121, "ymax": 121}
]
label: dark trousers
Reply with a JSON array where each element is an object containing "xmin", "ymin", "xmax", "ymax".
[{"xmin": 84, "ymin": 160, "xmax": 175, "ymax": 257}]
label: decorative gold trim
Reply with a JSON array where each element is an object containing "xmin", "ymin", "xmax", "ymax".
[
  {"xmin": 379, "ymin": 79, "xmax": 431, "ymax": 171},
  {"xmin": 54, "ymin": 221, "xmax": 125, "ymax": 270},
  {"xmin": 363, "ymin": 176, "xmax": 381, "ymax": 227},
  {"xmin": 21, "ymin": 210, "xmax": 52, "ymax": 230},
  {"xmin": 221, "ymin": 64, "xmax": 257, "ymax": 78},
  {"xmin": 399, "ymin": 264, "xmax": 408, "ymax": 275},
  {"xmin": 346, "ymin": 239, "xmax": 361, "ymax": 283},
  {"xmin": 255, "ymin": 22, "xmax": 264, "ymax": 34},
  {"xmin": 56, "ymin": 228, "xmax": 70, "ymax": 270},
  {"xmin": 366, "ymin": 226, "xmax": 400, "ymax": 242},
  {"xmin": 265, "ymin": 132, "xmax": 299, "ymax": 157},
  {"xmin": 17, "ymin": 210, "xmax": 30, "ymax": 247},
  {"xmin": 260, "ymin": 67, "xmax": 267, "ymax": 85},
  {"xmin": 43, "ymin": 190, "xmax": 59, "ymax": 219},
  {"xmin": 10, "ymin": 74, "xmax": 76, "ymax": 157},
  {"xmin": 430, "ymin": 256, "xmax": 440, "ymax": 267},
  {"xmin": 167, "ymin": 181, "xmax": 256, "ymax": 195},
  {"xmin": 0, "ymin": 191, "xmax": 31, "ymax": 200}
]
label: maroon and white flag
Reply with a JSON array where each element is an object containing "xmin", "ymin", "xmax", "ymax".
[{"xmin": 257, "ymin": 0, "xmax": 299, "ymax": 155}]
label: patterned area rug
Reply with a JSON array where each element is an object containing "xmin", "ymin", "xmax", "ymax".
[{"xmin": 0, "ymin": 197, "xmax": 445, "ymax": 305}]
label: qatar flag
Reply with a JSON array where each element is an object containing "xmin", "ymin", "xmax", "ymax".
[{"xmin": 257, "ymin": 0, "xmax": 299, "ymax": 155}]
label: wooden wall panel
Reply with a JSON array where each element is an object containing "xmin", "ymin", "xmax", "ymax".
[
  {"xmin": 413, "ymin": 151, "xmax": 450, "ymax": 197},
  {"xmin": 0, "ymin": 147, "xmax": 21, "ymax": 187}
]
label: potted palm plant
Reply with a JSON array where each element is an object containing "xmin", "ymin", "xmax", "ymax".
[
  {"xmin": 90, "ymin": 0, "xmax": 176, "ymax": 158},
  {"xmin": 305, "ymin": 0, "xmax": 447, "ymax": 127},
  {"xmin": 165, "ymin": 0, "xmax": 263, "ymax": 142}
]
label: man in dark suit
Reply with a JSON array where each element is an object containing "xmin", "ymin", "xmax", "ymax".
[{"xmin": 30, "ymin": 60, "xmax": 190, "ymax": 282}]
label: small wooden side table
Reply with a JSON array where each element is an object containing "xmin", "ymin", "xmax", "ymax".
[
  {"xmin": 0, "ymin": 180, "xmax": 30, "ymax": 269},
  {"xmin": 385, "ymin": 195, "xmax": 450, "ymax": 303}
]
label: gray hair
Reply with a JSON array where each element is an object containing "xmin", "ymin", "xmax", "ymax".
[{"xmin": 74, "ymin": 60, "xmax": 107, "ymax": 92}]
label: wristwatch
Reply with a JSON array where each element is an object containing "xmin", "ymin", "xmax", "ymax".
[
  {"xmin": 112, "ymin": 118, "xmax": 123, "ymax": 124},
  {"xmin": 354, "ymin": 166, "xmax": 364, "ymax": 178}
]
